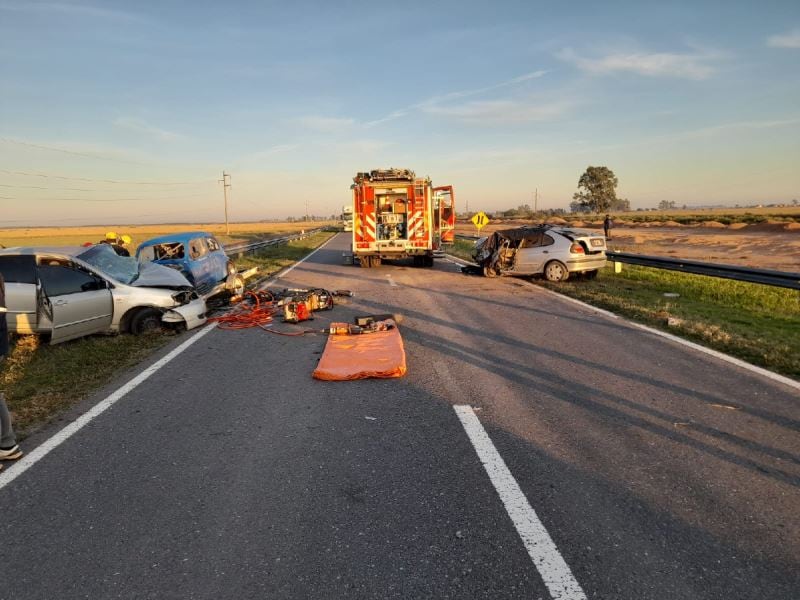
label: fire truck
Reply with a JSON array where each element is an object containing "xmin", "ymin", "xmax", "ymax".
[{"xmin": 350, "ymin": 168, "xmax": 455, "ymax": 268}]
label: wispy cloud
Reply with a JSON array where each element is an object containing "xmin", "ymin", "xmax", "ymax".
[
  {"xmin": 113, "ymin": 117, "xmax": 182, "ymax": 142},
  {"xmin": 767, "ymin": 29, "xmax": 800, "ymax": 49},
  {"xmin": 421, "ymin": 98, "xmax": 569, "ymax": 124},
  {"xmin": 365, "ymin": 70, "xmax": 548, "ymax": 126},
  {"xmin": 295, "ymin": 116, "xmax": 355, "ymax": 133},
  {"xmin": 557, "ymin": 47, "xmax": 718, "ymax": 80},
  {"xmin": 0, "ymin": 1, "xmax": 146, "ymax": 22}
]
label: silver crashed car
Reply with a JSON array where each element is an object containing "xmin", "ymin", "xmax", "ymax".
[
  {"xmin": 0, "ymin": 244, "xmax": 207, "ymax": 344},
  {"xmin": 473, "ymin": 225, "xmax": 607, "ymax": 281}
]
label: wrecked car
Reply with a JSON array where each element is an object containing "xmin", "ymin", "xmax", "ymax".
[
  {"xmin": 473, "ymin": 225, "xmax": 607, "ymax": 281},
  {"xmin": 0, "ymin": 244, "xmax": 207, "ymax": 344},
  {"xmin": 135, "ymin": 231, "xmax": 245, "ymax": 298}
]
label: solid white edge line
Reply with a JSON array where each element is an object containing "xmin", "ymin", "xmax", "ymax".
[
  {"xmin": 0, "ymin": 323, "xmax": 218, "ymax": 489},
  {"xmin": 454, "ymin": 405, "xmax": 587, "ymax": 600},
  {"xmin": 270, "ymin": 232, "xmax": 337, "ymax": 281},
  {"xmin": 447, "ymin": 253, "xmax": 799, "ymax": 392},
  {"xmin": 540, "ymin": 287, "xmax": 800, "ymax": 393}
]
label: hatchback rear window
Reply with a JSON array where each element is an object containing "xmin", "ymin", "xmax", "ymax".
[{"xmin": 0, "ymin": 255, "xmax": 37, "ymax": 284}]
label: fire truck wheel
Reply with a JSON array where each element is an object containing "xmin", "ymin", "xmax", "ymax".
[{"xmin": 359, "ymin": 256, "xmax": 371, "ymax": 268}]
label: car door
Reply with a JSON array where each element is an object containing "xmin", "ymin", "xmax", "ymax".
[
  {"xmin": 37, "ymin": 258, "xmax": 114, "ymax": 344},
  {"xmin": 205, "ymin": 236, "xmax": 228, "ymax": 280},
  {"xmin": 0, "ymin": 255, "xmax": 39, "ymax": 333},
  {"xmin": 187, "ymin": 237, "xmax": 216, "ymax": 294},
  {"xmin": 513, "ymin": 232, "xmax": 556, "ymax": 274}
]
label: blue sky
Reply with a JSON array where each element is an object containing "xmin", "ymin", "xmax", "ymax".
[{"xmin": 1, "ymin": 0, "xmax": 799, "ymax": 225}]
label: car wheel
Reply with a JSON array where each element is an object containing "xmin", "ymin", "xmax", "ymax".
[
  {"xmin": 544, "ymin": 261, "xmax": 569, "ymax": 282},
  {"xmin": 483, "ymin": 264, "xmax": 497, "ymax": 278},
  {"xmin": 129, "ymin": 308, "xmax": 163, "ymax": 335},
  {"xmin": 584, "ymin": 269, "xmax": 598, "ymax": 280}
]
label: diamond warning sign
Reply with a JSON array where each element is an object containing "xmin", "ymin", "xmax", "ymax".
[{"xmin": 471, "ymin": 211, "xmax": 490, "ymax": 230}]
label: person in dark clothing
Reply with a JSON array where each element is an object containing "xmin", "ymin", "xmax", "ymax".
[
  {"xmin": 603, "ymin": 214, "xmax": 612, "ymax": 240},
  {"xmin": 0, "ymin": 272, "xmax": 23, "ymax": 467}
]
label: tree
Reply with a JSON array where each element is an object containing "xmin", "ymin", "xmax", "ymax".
[
  {"xmin": 573, "ymin": 166, "xmax": 620, "ymax": 213},
  {"xmin": 658, "ymin": 200, "xmax": 676, "ymax": 210}
]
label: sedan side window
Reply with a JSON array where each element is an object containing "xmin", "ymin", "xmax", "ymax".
[
  {"xmin": 522, "ymin": 233, "xmax": 543, "ymax": 247},
  {"xmin": 541, "ymin": 234, "xmax": 555, "ymax": 247},
  {"xmin": 206, "ymin": 237, "xmax": 220, "ymax": 252},
  {"xmin": 39, "ymin": 262, "xmax": 103, "ymax": 296}
]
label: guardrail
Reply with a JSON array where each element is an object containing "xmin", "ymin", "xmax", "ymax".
[
  {"xmin": 455, "ymin": 234, "xmax": 800, "ymax": 290},
  {"xmin": 606, "ymin": 252, "xmax": 800, "ymax": 290},
  {"xmin": 223, "ymin": 227, "xmax": 326, "ymax": 257}
]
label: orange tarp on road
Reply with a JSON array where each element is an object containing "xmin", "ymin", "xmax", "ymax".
[{"xmin": 312, "ymin": 320, "xmax": 407, "ymax": 381}]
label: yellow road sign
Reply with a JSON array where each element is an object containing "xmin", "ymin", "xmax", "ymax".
[{"xmin": 471, "ymin": 211, "xmax": 490, "ymax": 230}]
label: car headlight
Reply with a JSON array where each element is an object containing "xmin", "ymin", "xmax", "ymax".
[{"xmin": 171, "ymin": 291, "xmax": 193, "ymax": 305}]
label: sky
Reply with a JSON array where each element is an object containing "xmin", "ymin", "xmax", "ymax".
[{"xmin": 1, "ymin": 0, "xmax": 799, "ymax": 226}]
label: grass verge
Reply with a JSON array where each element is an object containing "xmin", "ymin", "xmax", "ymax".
[
  {"xmin": 446, "ymin": 238, "xmax": 799, "ymax": 379},
  {"xmin": 0, "ymin": 230, "xmax": 336, "ymax": 437}
]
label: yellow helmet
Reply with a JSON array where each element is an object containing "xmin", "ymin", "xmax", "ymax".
[
  {"xmin": 120, "ymin": 234, "xmax": 132, "ymax": 245},
  {"xmin": 105, "ymin": 231, "xmax": 117, "ymax": 240}
]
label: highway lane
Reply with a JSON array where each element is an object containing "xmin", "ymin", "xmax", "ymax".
[{"xmin": 1, "ymin": 232, "xmax": 798, "ymax": 599}]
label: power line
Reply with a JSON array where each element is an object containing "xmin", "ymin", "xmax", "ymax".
[
  {"xmin": 0, "ymin": 193, "xmax": 217, "ymax": 202},
  {"xmin": 0, "ymin": 136, "xmax": 156, "ymax": 166},
  {"xmin": 0, "ymin": 168, "xmax": 215, "ymax": 186}
]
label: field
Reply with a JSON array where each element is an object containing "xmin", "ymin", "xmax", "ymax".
[{"xmin": 0, "ymin": 220, "xmax": 337, "ymax": 250}]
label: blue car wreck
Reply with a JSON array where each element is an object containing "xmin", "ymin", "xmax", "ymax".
[{"xmin": 136, "ymin": 231, "xmax": 247, "ymax": 298}]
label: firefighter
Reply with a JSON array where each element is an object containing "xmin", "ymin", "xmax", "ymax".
[
  {"xmin": 100, "ymin": 231, "xmax": 118, "ymax": 246},
  {"xmin": 113, "ymin": 234, "xmax": 132, "ymax": 257}
]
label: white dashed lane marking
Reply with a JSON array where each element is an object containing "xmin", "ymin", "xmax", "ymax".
[{"xmin": 454, "ymin": 405, "xmax": 587, "ymax": 600}]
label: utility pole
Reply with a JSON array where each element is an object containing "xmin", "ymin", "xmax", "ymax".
[
  {"xmin": 305, "ymin": 198, "xmax": 309, "ymax": 222},
  {"xmin": 219, "ymin": 171, "xmax": 231, "ymax": 235},
  {"xmin": 534, "ymin": 188, "xmax": 538, "ymax": 214}
]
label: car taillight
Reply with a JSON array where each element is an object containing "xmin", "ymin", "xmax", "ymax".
[{"xmin": 570, "ymin": 243, "xmax": 585, "ymax": 254}]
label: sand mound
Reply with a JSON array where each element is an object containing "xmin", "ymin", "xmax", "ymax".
[
  {"xmin": 546, "ymin": 217, "xmax": 567, "ymax": 225},
  {"xmin": 728, "ymin": 222, "xmax": 748, "ymax": 230},
  {"xmin": 570, "ymin": 220, "xmax": 586, "ymax": 227},
  {"xmin": 663, "ymin": 220, "xmax": 682, "ymax": 227},
  {"xmin": 784, "ymin": 222, "xmax": 800, "ymax": 231},
  {"xmin": 702, "ymin": 221, "xmax": 727, "ymax": 228}
]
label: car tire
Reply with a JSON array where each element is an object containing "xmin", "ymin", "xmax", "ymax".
[
  {"xmin": 483, "ymin": 264, "xmax": 497, "ymax": 278},
  {"xmin": 129, "ymin": 308, "xmax": 163, "ymax": 335},
  {"xmin": 584, "ymin": 269, "xmax": 598, "ymax": 280},
  {"xmin": 544, "ymin": 261, "xmax": 569, "ymax": 282}
]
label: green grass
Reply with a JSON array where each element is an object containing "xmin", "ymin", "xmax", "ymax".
[
  {"xmin": 448, "ymin": 239, "xmax": 477, "ymax": 262},
  {"xmin": 0, "ymin": 231, "xmax": 336, "ymax": 437},
  {"xmin": 540, "ymin": 266, "xmax": 800, "ymax": 379}
]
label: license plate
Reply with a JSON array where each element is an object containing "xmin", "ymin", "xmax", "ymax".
[{"xmin": 590, "ymin": 239, "xmax": 604, "ymax": 247}]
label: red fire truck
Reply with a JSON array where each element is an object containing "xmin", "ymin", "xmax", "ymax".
[{"xmin": 350, "ymin": 168, "xmax": 455, "ymax": 268}]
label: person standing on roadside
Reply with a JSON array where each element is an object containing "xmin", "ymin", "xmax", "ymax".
[
  {"xmin": 113, "ymin": 234, "xmax": 132, "ymax": 257},
  {"xmin": 0, "ymin": 272, "xmax": 23, "ymax": 469},
  {"xmin": 603, "ymin": 214, "xmax": 613, "ymax": 240}
]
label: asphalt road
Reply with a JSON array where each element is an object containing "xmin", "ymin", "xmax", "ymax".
[{"xmin": 1, "ymin": 233, "xmax": 798, "ymax": 599}]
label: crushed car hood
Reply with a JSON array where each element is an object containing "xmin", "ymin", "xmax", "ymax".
[{"xmin": 131, "ymin": 262, "xmax": 194, "ymax": 290}]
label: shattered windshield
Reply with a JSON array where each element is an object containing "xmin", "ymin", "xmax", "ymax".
[{"xmin": 78, "ymin": 244, "xmax": 140, "ymax": 284}]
